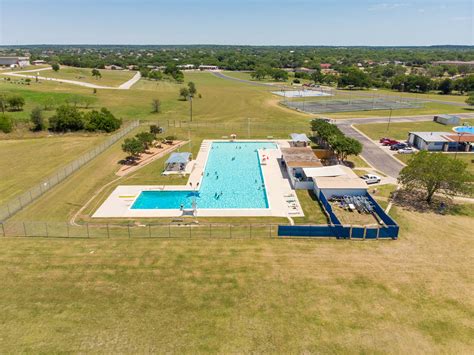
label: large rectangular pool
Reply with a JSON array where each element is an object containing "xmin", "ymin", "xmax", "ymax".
[{"xmin": 131, "ymin": 141, "xmax": 278, "ymax": 210}]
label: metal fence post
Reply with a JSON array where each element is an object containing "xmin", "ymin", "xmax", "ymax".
[
  {"xmin": 1, "ymin": 222, "xmax": 5, "ymax": 237},
  {"xmin": 107, "ymin": 223, "xmax": 110, "ymax": 238},
  {"xmin": 66, "ymin": 223, "xmax": 70, "ymax": 238},
  {"xmin": 249, "ymin": 224, "xmax": 252, "ymax": 239},
  {"xmin": 189, "ymin": 225, "xmax": 192, "ymax": 238},
  {"xmin": 45, "ymin": 222, "xmax": 49, "ymax": 237},
  {"xmin": 229, "ymin": 224, "xmax": 232, "ymax": 239},
  {"xmin": 128, "ymin": 224, "xmax": 131, "ymax": 238},
  {"xmin": 86, "ymin": 223, "xmax": 90, "ymax": 238},
  {"xmin": 168, "ymin": 224, "xmax": 171, "ymax": 238},
  {"xmin": 23, "ymin": 222, "xmax": 27, "ymax": 237},
  {"xmin": 209, "ymin": 224, "xmax": 211, "ymax": 238},
  {"xmin": 148, "ymin": 224, "xmax": 152, "ymax": 238}
]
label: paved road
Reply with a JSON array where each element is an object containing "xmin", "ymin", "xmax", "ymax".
[{"xmin": 335, "ymin": 113, "xmax": 474, "ymax": 178}]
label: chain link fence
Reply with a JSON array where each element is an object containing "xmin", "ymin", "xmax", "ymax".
[
  {"xmin": 0, "ymin": 221, "xmax": 279, "ymax": 239},
  {"xmin": 0, "ymin": 121, "xmax": 139, "ymax": 222}
]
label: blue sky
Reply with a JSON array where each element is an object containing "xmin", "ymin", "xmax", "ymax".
[{"xmin": 0, "ymin": 0, "xmax": 472, "ymax": 45}]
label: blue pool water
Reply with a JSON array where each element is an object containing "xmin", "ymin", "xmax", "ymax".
[
  {"xmin": 131, "ymin": 141, "xmax": 278, "ymax": 209},
  {"xmin": 453, "ymin": 126, "xmax": 474, "ymax": 134}
]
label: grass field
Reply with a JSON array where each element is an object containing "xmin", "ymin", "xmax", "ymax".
[
  {"xmin": 354, "ymin": 118, "xmax": 474, "ymax": 141},
  {"xmin": 34, "ymin": 66, "xmax": 136, "ymax": 87},
  {"xmin": 396, "ymin": 153, "xmax": 474, "ymax": 174},
  {"xmin": 0, "ymin": 135, "xmax": 105, "ymax": 205},
  {"xmin": 0, "ymin": 207, "xmax": 473, "ymax": 353}
]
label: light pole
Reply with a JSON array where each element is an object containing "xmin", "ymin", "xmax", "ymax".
[
  {"xmin": 188, "ymin": 95, "xmax": 193, "ymax": 122},
  {"xmin": 247, "ymin": 117, "xmax": 250, "ymax": 138},
  {"xmin": 386, "ymin": 108, "xmax": 393, "ymax": 132},
  {"xmin": 455, "ymin": 132, "xmax": 464, "ymax": 159}
]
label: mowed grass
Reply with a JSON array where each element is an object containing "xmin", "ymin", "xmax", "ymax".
[
  {"xmin": 396, "ymin": 153, "xmax": 474, "ymax": 174},
  {"xmin": 0, "ymin": 135, "xmax": 104, "ymax": 205},
  {"xmin": 36, "ymin": 66, "xmax": 136, "ymax": 87},
  {"xmin": 0, "ymin": 208, "xmax": 473, "ymax": 353},
  {"xmin": 354, "ymin": 118, "xmax": 474, "ymax": 141}
]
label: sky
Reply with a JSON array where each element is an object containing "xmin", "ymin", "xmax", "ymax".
[{"xmin": 0, "ymin": 0, "xmax": 472, "ymax": 46}]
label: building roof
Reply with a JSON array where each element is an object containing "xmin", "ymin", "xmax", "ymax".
[
  {"xmin": 166, "ymin": 152, "xmax": 191, "ymax": 164},
  {"xmin": 435, "ymin": 114, "xmax": 460, "ymax": 120},
  {"xmin": 314, "ymin": 176, "xmax": 368, "ymax": 190},
  {"xmin": 290, "ymin": 133, "xmax": 311, "ymax": 142},
  {"xmin": 409, "ymin": 132, "xmax": 451, "ymax": 143},
  {"xmin": 281, "ymin": 147, "xmax": 322, "ymax": 168},
  {"xmin": 444, "ymin": 134, "xmax": 474, "ymax": 143},
  {"xmin": 302, "ymin": 165, "xmax": 355, "ymax": 178}
]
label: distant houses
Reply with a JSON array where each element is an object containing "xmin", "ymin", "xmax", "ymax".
[
  {"xmin": 432, "ymin": 61, "xmax": 474, "ymax": 67},
  {"xmin": 32, "ymin": 59, "xmax": 47, "ymax": 65},
  {"xmin": 407, "ymin": 131, "xmax": 474, "ymax": 152},
  {"xmin": 0, "ymin": 56, "xmax": 30, "ymax": 68}
]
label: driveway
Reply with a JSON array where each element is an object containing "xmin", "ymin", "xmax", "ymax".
[{"xmin": 335, "ymin": 113, "xmax": 474, "ymax": 178}]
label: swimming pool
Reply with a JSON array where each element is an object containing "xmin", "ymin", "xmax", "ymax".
[
  {"xmin": 131, "ymin": 141, "xmax": 278, "ymax": 210},
  {"xmin": 453, "ymin": 126, "xmax": 474, "ymax": 134}
]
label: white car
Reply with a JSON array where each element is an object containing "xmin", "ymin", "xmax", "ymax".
[
  {"xmin": 398, "ymin": 147, "xmax": 415, "ymax": 154},
  {"xmin": 361, "ymin": 174, "xmax": 381, "ymax": 184}
]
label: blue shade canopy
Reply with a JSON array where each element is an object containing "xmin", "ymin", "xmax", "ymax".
[{"xmin": 165, "ymin": 152, "xmax": 191, "ymax": 164}]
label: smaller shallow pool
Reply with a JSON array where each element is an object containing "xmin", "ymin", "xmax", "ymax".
[{"xmin": 453, "ymin": 126, "xmax": 474, "ymax": 134}]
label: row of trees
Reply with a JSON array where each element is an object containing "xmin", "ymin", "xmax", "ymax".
[
  {"xmin": 121, "ymin": 125, "xmax": 171, "ymax": 157},
  {"xmin": 141, "ymin": 64, "xmax": 184, "ymax": 82},
  {"xmin": 310, "ymin": 119, "xmax": 362, "ymax": 161},
  {"xmin": 22, "ymin": 45, "xmax": 474, "ymax": 72},
  {"xmin": 250, "ymin": 66, "xmax": 289, "ymax": 81},
  {"xmin": 47, "ymin": 105, "xmax": 122, "ymax": 132}
]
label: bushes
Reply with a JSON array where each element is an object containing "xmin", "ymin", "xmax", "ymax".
[
  {"xmin": 0, "ymin": 115, "xmax": 13, "ymax": 133},
  {"xmin": 84, "ymin": 108, "xmax": 122, "ymax": 132},
  {"xmin": 49, "ymin": 105, "xmax": 121, "ymax": 132}
]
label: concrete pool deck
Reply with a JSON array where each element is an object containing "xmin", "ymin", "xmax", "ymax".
[{"xmin": 93, "ymin": 140, "xmax": 304, "ymax": 218}]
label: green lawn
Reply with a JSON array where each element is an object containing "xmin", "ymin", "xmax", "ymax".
[
  {"xmin": 34, "ymin": 66, "xmax": 136, "ymax": 87},
  {"xmin": 354, "ymin": 118, "xmax": 474, "ymax": 141},
  {"xmin": 396, "ymin": 152, "xmax": 474, "ymax": 174},
  {"xmin": 0, "ymin": 207, "xmax": 473, "ymax": 353},
  {"xmin": 0, "ymin": 135, "xmax": 105, "ymax": 205}
]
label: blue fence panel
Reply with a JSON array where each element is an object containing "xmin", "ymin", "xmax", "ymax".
[
  {"xmin": 278, "ymin": 225, "xmax": 336, "ymax": 237},
  {"xmin": 379, "ymin": 225, "xmax": 399, "ymax": 239},
  {"xmin": 318, "ymin": 191, "xmax": 342, "ymax": 226},
  {"xmin": 365, "ymin": 193, "xmax": 398, "ymax": 227},
  {"xmin": 351, "ymin": 227, "xmax": 365, "ymax": 239},
  {"xmin": 365, "ymin": 228, "xmax": 378, "ymax": 239}
]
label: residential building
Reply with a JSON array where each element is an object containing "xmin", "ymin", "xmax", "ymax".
[{"xmin": 0, "ymin": 56, "xmax": 30, "ymax": 68}]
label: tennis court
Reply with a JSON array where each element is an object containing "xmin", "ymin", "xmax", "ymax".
[{"xmin": 283, "ymin": 97, "xmax": 423, "ymax": 113}]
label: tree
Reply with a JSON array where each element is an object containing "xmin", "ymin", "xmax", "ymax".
[
  {"xmin": 150, "ymin": 125, "xmax": 163, "ymax": 137},
  {"xmin": 148, "ymin": 70, "xmax": 163, "ymax": 80},
  {"xmin": 310, "ymin": 70, "xmax": 323, "ymax": 84},
  {"xmin": 438, "ymin": 78, "xmax": 453, "ymax": 95},
  {"xmin": 179, "ymin": 87, "xmax": 190, "ymax": 100},
  {"xmin": 398, "ymin": 151, "xmax": 473, "ymax": 204},
  {"xmin": 151, "ymin": 98, "xmax": 161, "ymax": 113},
  {"xmin": 0, "ymin": 93, "xmax": 7, "ymax": 114},
  {"xmin": 0, "ymin": 114, "xmax": 13, "ymax": 133},
  {"xmin": 49, "ymin": 105, "xmax": 84, "ymax": 132},
  {"xmin": 84, "ymin": 108, "xmax": 122, "ymax": 132},
  {"xmin": 91, "ymin": 68, "xmax": 102, "ymax": 79},
  {"xmin": 136, "ymin": 131, "xmax": 155, "ymax": 149},
  {"xmin": 466, "ymin": 92, "xmax": 474, "ymax": 106},
  {"xmin": 251, "ymin": 66, "xmax": 270, "ymax": 80},
  {"xmin": 188, "ymin": 81, "xmax": 197, "ymax": 97},
  {"xmin": 269, "ymin": 68, "xmax": 288, "ymax": 81},
  {"xmin": 7, "ymin": 95, "xmax": 25, "ymax": 111},
  {"xmin": 30, "ymin": 107, "xmax": 45, "ymax": 131},
  {"xmin": 51, "ymin": 63, "xmax": 60, "ymax": 72},
  {"xmin": 338, "ymin": 68, "xmax": 371, "ymax": 88},
  {"xmin": 122, "ymin": 137, "xmax": 144, "ymax": 157},
  {"xmin": 328, "ymin": 135, "xmax": 363, "ymax": 162}
]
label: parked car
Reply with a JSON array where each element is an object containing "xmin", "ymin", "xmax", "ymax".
[
  {"xmin": 379, "ymin": 137, "xmax": 390, "ymax": 143},
  {"xmin": 360, "ymin": 174, "xmax": 381, "ymax": 184},
  {"xmin": 382, "ymin": 139, "xmax": 399, "ymax": 146},
  {"xmin": 390, "ymin": 142, "xmax": 408, "ymax": 150},
  {"xmin": 398, "ymin": 147, "xmax": 415, "ymax": 154}
]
